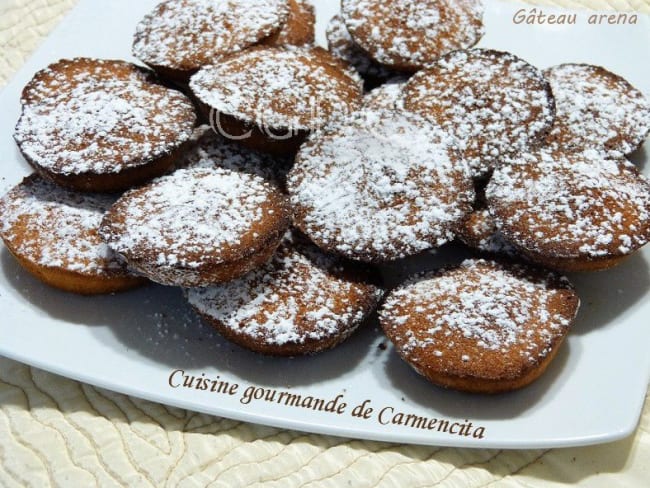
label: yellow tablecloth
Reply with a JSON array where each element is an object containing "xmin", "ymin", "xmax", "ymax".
[{"xmin": 1, "ymin": 1, "xmax": 649, "ymax": 485}]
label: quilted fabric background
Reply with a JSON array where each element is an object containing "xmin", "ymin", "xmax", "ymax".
[{"xmin": 1, "ymin": 1, "xmax": 650, "ymax": 486}]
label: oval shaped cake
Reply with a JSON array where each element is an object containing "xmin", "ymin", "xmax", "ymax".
[
  {"xmin": 187, "ymin": 231, "xmax": 384, "ymax": 356},
  {"xmin": 0, "ymin": 175, "xmax": 146, "ymax": 294},
  {"xmin": 100, "ymin": 167, "xmax": 291, "ymax": 287},
  {"xmin": 380, "ymin": 259, "xmax": 580, "ymax": 394},
  {"xmin": 288, "ymin": 109, "xmax": 474, "ymax": 262},
  {"xmin": 15, "ymin": 58, "xmax": 196, "ymax": 192},
  {"xmin": 487, "ymin": 148, "xmax": 650, "ymax": 271}
]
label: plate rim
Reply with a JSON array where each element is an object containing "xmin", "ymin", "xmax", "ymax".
[{"xmin": 0, "ymin": 0, "xmax": 649, "ymax": 450}]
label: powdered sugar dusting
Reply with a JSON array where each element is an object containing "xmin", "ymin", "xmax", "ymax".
[
  {"xmin": 265, "ymin": 0, "xmax": 315, "ymax": 47},
  {"xmin": 341, "ymin": 0, "xmax": 484, "ymax": 70},
  {"xmin": 326, "ymin": 14, "xmax": 394, "ymax": 82},
  {"xmin": 362, "ymin": 79, "xmax": 407, "ymax": 110},
  {"xmin": 288, "ymin": 109, "xmax": 474, "ymax": 262},
  {"xmin": 190, "ymin": 47, "xmax": 362, "ymax": 131},
  {"xmin": 14, "ymin": 59, "xmax": 196, "ymax": 176},
  {"xmin": 101, "ymin": 167, "xmax": 285, "ymax": 271},
  {"xmin": 545, "ymin": 64, "xmax": 650, "ymax": 155},
  {"xmin": 458, "ymin": 208, "xmax": 518, "ymax": 256},
  {"xmin": 487, "ymin": 148, "xmax": 650, "ymax": 259},
  {"xmin": 0, "ymin": 175, "xmax": 130, "ymax": 276},
  {"xmin": 187, "ymin": 232, "xmax": 383, "ymax": 349},
  {"xmin": 179, "ymin": 126, "xmax": 289, "ymax": 186},
  {"xmin": 380, "ymin": 259, "xmax": 577, "ymax": 363},
  {"xmin": 133, "ymin": 0, "xmax": 289, "ymax": 71},
  {"xmin": 404, "ymin": 49, "xmax": 554, "ymax": 178}
]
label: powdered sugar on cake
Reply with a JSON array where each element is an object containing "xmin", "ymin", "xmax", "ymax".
[
  {"xmin": 380, "ymin": 259, "xmax": 576, "ymax": 361},
  {"xmin": 189, "ymin": 48, "xmax": 362, "ymax": 131},
  {"xmin": 341, "ymin": 0, "xmax": 484, "ymax": 70},
  {"xmin": 187, "ymin": 233, "xmax": 384, "ymax": 347},
  {"xmin": 101, "ymin": 168, "xmax": 283, "ymax": 269},
  {"xmin": 14, "ymin": 59, "xmax": 196, "ymax": 176},
  {"xmin": 545, "ymin": 64, "xmax": 650, "ymax": 155},
  {"xmin": 288, "ymin": 109, "xmax": 474, "ymax": 261},
  {"xmin": 404, "ymin": 49, "xmax": 554, "ymax": 178},
  {"xmin": 487, "ymin": 148, "xmax": 650, "ymax": 258},
  {"xmin": 0, "ymin": 176, "xmax": 128, "ymax": 276},
  {"xmin": 133, "ymin": 0, "xmax": 290, "ymax": 70}
]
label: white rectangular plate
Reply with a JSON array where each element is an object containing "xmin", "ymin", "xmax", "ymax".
[{"xmin": 1, "ymin": 0, "xmax": 649, "ymax": 449}]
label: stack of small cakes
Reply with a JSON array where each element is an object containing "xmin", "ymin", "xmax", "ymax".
[
  {"xmin": 2, "ymin": 0, "xmax": 650, "ymax": 395},
  {"xmin": 2, "ymin": 0, "xmax": 380, "ymax": 359},
  {"xmin": 133, "ymin": 0, "xmax": 317, "ymax": 82},
  {"xmin": 4, "ymin": 57, "xmax": 197, "ymax": 294}
]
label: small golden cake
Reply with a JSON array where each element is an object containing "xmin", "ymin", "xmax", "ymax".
[
  {"xmin": 186, "ymin": 231, "xmax": 384, "ymax": 356},
  {"xmin": 132, "ymin": 0, "xmax": 290, "ymax": 82},
  {"xmin": 0, "ymin": 175, "xmax": 146, "ymax": 295},
  {"xmin": 380, "ymin": 259, "xmax": 580, "ymax": 394},
  {"xmin": 189, "ymin": 47, "xmax": 363, "ymax": 156},
  {"xmin": 14, "ymin": 58, "xmax": 196, "ymax": 192},
  {"xmin": 100, "ymin": 167, "xmax": 291, "ymax": 287},
  {"xmin": 486, "ymin": 148, "xmax": 650, "ymax": 272},
  {"xmin": 403, "ymin": 49, "xmax": 555, "ymax": 178},
  {"xmin": 544, "ymin": 63, "xmax": 650, "ymax": 155},
  {"xmin": 341, "ymin": 0, "xmax": 484, "ymax": 71},
  {"xmin": 288, "ymin": 109, "xmax": 474, "ymax": 262}
]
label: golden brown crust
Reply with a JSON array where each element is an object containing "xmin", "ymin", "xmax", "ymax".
[
  {"xmin": 124, "ymin": 228, "xmax": 285, "ymax": 287},
  {"xmin": 26, "ymin": 141, "xmax": 189, "ymax": 194},
  {"xmin": 0, "ymin": 174, "xmax": 147, "ymax": 295},
  {"xmin": 187, "ymin": 232, "xmax": 384, "ymax": 356},
  {"xmin": 200, "ymin": 314, "xmax": 362, "ymax": 357},
  {"xmin": 341, "ymin": 0, "xmax": 484, "ymax": 72},
  {"xmin": 262, "ymin": 0, "xmax": 316, "ymax": 47},
  {"xmin": 403, "ymin": 49, "xmax": 555, "ymax": 178},
  {"xmin": 100, "ymin": 168, "xmax": 292, "ymax": 287},
  {"xmin": 15, "ymin": 58, "xmax": 196, "ymax": 193},
  {"xmin": 380, "ymin": 259, "xmax": 580, "ymax": 394},
  {"xmin": 8, "ymin": 250, "xmax": 146, "ymax": 295},
  {"xmin": 419, "ymin": 341, "xmax": 566, "ymax": 394},
  {"xmin": 132, "ymin": 0, "xmax": 290, "ymax": 74},
  {"xmin": 486, "ymin": 148, "xmax": 650, "ymax": 272}
]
